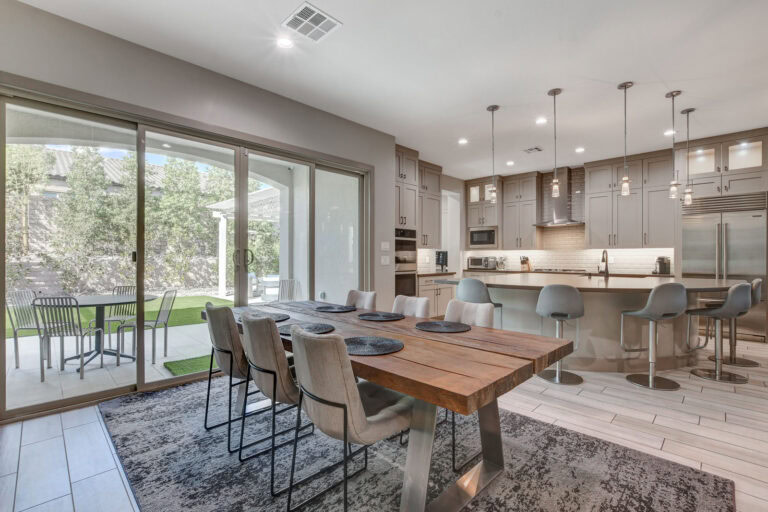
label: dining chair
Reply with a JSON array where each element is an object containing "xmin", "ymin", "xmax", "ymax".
[
  {"xmin": 32, "ymin": 296, "xmax": 103, "ymax": 382},
  {"xmin": 457, "ymin": 278, "xmax": 504, "ymax": 328},
  {"xmin": 90, "ymin": 285, "xmax": 136, "ymax": 350},
  {"xmin": 117, "ymin": 289, "xmax": 176, "ymax": 364},
  {"xmin": 238, "ymin": 314, "xmax": 314, "ymax": 496},
  {"xmin": 443, "ymin": 298, "xmax": 494, "ymax": 471},
  {"xmin": 278, "ymin": 279, "xmax": 302, "ymax": 302},
  {"xmin": 6, "ymin": 289, "xmax": 40, "ymax": 369},
  {"xmin": 392, "ymin": 295, "xmax": 430, "ymax": 318},
  {"xmin": 345, "ymin": 290, "xmax": 376, "ymax": 310},
  {"xmin": 287, "ymin": 326, "xmax": 414, "ymax": 512}
]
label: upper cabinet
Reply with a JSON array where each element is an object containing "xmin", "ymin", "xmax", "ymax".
[
  {"xmin": 417, "ymin": 160, "xmax": 442, "ymax": 248},
  {"xmin": 396, "ymin": 145, "xmax": 419, "ymax": 186},
  {"xmin": 503, "ymin": 174, "xmax": 538, "ymax": 203},
  {"xmin": 586, "ymin": 162, "xmax": 642, "ymax": 194},
  {"xmin": 418, "ymin": 161, "xmax": 441, "ymax": 197},
  {"xmin": 395, "ymin": 182, "xmax": 418, "ymax": 230},
  {"xmin": 467, "ymin": 176, "xmax": 500, "ymax": 204},
  {"xmin": 723, "ymin": 136, "xmax": 765, "ymax": 174},
  {"xmin": 612, "ymin": 161, "xmax": 643, "ymax": 190}
]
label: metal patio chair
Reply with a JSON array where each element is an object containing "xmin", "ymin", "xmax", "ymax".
[
  {"xmin": 117, "ymin": 289, "xmax": 177, "ymax": 364},
  {"xmin": 6, "ymin": 289, "xmax": 41, "ymax": 369},
  {"xmin": 89, "ymin": 285, "xmax": 137, "ymax": 350},
  {"xmin": 33, "ymin": 296, "xmax": 103, "ymax": 382}
]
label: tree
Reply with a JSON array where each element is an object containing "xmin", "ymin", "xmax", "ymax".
[{"xmin": 5, "ymin": 144, "xmax": 53, "ymax": 255}]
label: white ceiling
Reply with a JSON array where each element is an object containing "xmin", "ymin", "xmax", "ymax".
[{"xmin": 20, "ymin": 0, "xmax": 768, "ymax": 179}]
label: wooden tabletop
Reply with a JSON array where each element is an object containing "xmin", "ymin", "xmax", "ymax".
[{"xmin": 211, "ymin": 301, "xmax": 572, "ymax": 416}]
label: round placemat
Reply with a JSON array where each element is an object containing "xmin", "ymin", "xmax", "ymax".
[
  {"xmin": 344, "ymin": 336, "xmax": 404, "ymax": 356},
  {"xmin": 242, "ymin": 310, "xmax": 290, "ymax": 323},
  {"xmin": 358, "ymin": 312, "xmax": 405, "ymax": 322},
  {"xmin": 315, "ymin": 305, "xmax": 356, "ymax": 313},
  {"xmin": 278, "ymin": 323, "xmax": 335, "ymax": 337},
  {"xmin": 415, "ymin": 321, "xmax": 471, "ymax": 333}
]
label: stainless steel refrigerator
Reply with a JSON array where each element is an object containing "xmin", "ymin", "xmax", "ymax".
[{"xmin": 682, "ymin": 192, "xmax": 767, "ymax": 342}]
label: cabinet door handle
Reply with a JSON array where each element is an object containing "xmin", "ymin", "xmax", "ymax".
[
  {"xmin": 608, "ymin": 231, "xmax": 611, "ymax": 246},
  {"xmin": 717, "ymin": 186, "xmax": 721, "ymax": 193},
  {"xmin": 725, "ymin": 185, "xmax": 729, "ymax": 192},
  {"xmin": 644, "ymin": 232, "xmax": 648, "ymax": 245},
  {"xmin": 724, "ymin": 165, "xmax": 729, "ymax": 172},
  {"xmin": 717, "ymin": 166, "xmax": 721, "ymax": 173}
]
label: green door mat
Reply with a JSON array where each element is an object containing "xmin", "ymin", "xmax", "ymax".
[{"xmin": 164, "ymin": 355, "xmax": 217, "ymax": 376}]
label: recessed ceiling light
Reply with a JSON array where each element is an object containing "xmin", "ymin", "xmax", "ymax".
[
  {"xmin": 740, "ymin": 142, "xmax": 749, "ymax": 147},
  {"xmin": 506, "ymin": 160, "xmax": 514, "ymax": 166},
  {"xmin": 664, "ymin": 129, "xmax": 676, "ymax": 136},
  {"xmin": 276, "ymin": 37, "xmax": 294, "ymax": 49},
  {"xmin": 458, "ymin": 138, "xmax": 468, "ymax": 145},
  {"xmin": 696, "ymin": 149, "xmax": 703, "ymax": 154},
  {"xmin": 162, "ymin": 143, "xmax": 171, "ymax": 149},
  {"xmin": 575, "ymin": 147, "xmax": 585, "ymax": 153},
  {"xmin": 535, "ymin": 116, "xmax": 547, "ymax": 125}
]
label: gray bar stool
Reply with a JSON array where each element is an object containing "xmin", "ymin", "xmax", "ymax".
[
  {"xmin": 621, "ymin": 282, "xmax": 687, "ymax": 391},
  {"xmin": 457, "ymin": 278, "xmax": 503, "ymax": 329},
  {"xmin": 704, "ymin": 278, "xmax": 762, "ymax": 368},
  {"xmin": 688, "ymin": 282, "xmax": 752, "ymax": 384},
  {"xmin": 535, "ymin": 284, "xmax": 584, "ymax": 385}
]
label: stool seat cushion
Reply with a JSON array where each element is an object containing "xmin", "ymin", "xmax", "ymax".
[{"xmin": 622, "ymin": 283, "xmax": 687, "ymax": 322}]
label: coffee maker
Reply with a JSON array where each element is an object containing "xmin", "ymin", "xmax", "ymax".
[{"xmin": 655, "ymin": 256, "xmax": 671, "ymax": 275}]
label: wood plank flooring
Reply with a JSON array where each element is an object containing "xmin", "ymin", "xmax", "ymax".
[{"xmin": 498, "ymin": 340, "xmax": 768, "ymax": 511}]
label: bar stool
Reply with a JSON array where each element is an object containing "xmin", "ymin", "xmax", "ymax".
[
  {"xmin": 457, "ymin": 278, "xmax": 504, "ymax": 328},
  {"xmin": 621, "ymin": 282, "xmax": 687, "ymax": 391},
  {"xmin": 704, "ymin": 278, "xmax": 762, "ymax": 368},
  {"xmin": 535, "ymin": 284, "xmax": 584, "ymax": 385},
  {"xmin": 688, "ymin": 282, "xmax": 752, "ymax": 384}
]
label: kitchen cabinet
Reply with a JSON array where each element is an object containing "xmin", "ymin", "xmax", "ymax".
[
  {"xmin": 418, "ymin": 161, "xmax": 441, "ymax": 196},
  {"xmin": 467, "ymin": 202, "xmax": 497, "ymax": 227},
  {"xmin": 722, "ymin": 136, "xmax": 765, "ymax": 174},
  {"xmin": 418, "ymin": 276, "xmax": 455, "ymax": 318},
  {"xmin": 642, "ymin": 155, "xmax": 673, "ymax": 188},
  {"xmin": 613, "ymin": 190, "xmax": 643, "ymax": 248},
  {"xmin": 519, "ymin": 201, "xmax": 537, "ymax": 249},
  {"xmin": 502, "ymin": 203, "xmax": 519, "ymax": 249},
  {"xmin": 502, "ymin": 179, "xmax": 519, "ymax": 203},
  {"xmin": 689, "ymin": 176, "xmax": 722, "ymax": 198},
  {"xmin": 467, "ymin": 177, "xmax": 500, "ymax": 203},
  {"xmin": 723, "ymin": 170, "xmax": 768, "ymax": 196},
  {"xmin": 586, "ymin": 192, "xmax": 613, "ymax": 248},
  {"xmin": 504, "ymin": 202, "xmax": 537, "ymax": 249},
  {"xmin": 395, "ymin": 182, "xmax": 417, "ymax": 230},
  {"xmin": 586, "ymin": 165, "xmax": 614, "ymax": 194},
  {"xmin": 611, "ymin": 161, "xmax": 643, "ymax": 190},
  {"xmin": 678, "ymin": 134, "xmax": 767, "ymax": 190},
  {"xmin": 502, "ymin": 174, "xmax": 537, "ymax": 203},
  {"xmin": 644, "ymin": 187, "xmax": 677, "ymax": 248},
  {"xmin": 419, "ymin": 194, "xmax": 441, "ymax": 248},
  {"xmin": 396, "ymin": 146, "xmax": 418, "ymax": 186}
]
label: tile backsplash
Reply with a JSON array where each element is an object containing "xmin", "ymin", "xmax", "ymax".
[{"xmin": 417, "ymin": 248, "xmax": 437, "ymax": 273}]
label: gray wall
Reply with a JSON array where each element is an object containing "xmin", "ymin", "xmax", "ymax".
[{"xmin": 0, "ymin": 0, "xmax": 396, "ymax": 309}]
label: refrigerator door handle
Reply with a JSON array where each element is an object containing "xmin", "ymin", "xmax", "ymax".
[
  {"xmin": 715, "ymin": 223, "xmax": 720, "ymax": 280},
  {"xmin": 723, "ymin": 222, "xmax": 728, "ymax": 280}
]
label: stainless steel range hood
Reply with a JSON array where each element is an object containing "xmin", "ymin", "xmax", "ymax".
[{"xmin": 535, "ymin": 168, "xmax": 584, "ymax": 228}]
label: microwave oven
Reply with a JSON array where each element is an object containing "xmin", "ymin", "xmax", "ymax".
[
  {"xmin": 467, "ymin": 256, "xmax": 498, "ymax": 270},
  {"xmin": 469, "ymin": 228, "xmax": 497, "ymax": 249}
]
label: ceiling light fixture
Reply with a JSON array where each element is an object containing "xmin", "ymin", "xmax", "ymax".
[
  {"xmin": 575, "ymin": 147, "xmax": 585, "ymax": 153},
  {"xmin": 457, "ymin": 138, "xmax": 468, "ymax": 145},
  {"xmin": 682, "ymin": 107, "xmax": 696, "ymax": 206},
  {"xmin": 276, "ymin": 37, "xmax": 294, "ymax": 49},
  {"xmin": 162, "ymin": 143, "xmax": 171, "ymax": 149},
  {"xmin": 486, "ymin": 105, "xmax": 499, "ymax": 204},
  {"xmin": 536, "ymin": 116, "xmax": 547, "ymax": 125},
  {"xmin": 618, "ymin": 81, "xmax": 634, "ymax": 196},
  {"xmin": 548, "ymin": 88, "xmax": 562, "ymax": 198},
  {"xmin": 666, "ymin": 90, "xmax": 682, "ymax": 199},
  {"xmin": 506, "ymin": 160, "xmax": 515, "ymax": 166}
]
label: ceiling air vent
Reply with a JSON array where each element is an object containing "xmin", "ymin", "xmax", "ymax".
[
  {"xmin": 523, "ymin": 146, "xmax": 544, "ymax": 154},
  {"xmin": 283, "ymin": 3, "xmax": 342, "ymax": 43}
]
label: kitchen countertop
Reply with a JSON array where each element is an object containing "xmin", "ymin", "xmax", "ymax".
[
  {"xmin": 437, "ymin": 273, "xmax": 743, "ymax": 293},
  {"xmin": 464, "ymin": 269, "xmax": 674, "ymax": 278},
  {"xmin": 416, "ymin": 272, "xmax": 456, "ymax": 277}
]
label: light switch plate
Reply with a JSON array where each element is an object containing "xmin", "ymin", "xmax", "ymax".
[
  {"xmin": 380, "ymin": 255, "xmax": 390, "ymax": 265},
  {"xmin": 381, "ymin": 241, "xmax": 390, "ymax": 251}
]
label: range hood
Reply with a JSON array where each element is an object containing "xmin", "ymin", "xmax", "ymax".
[{"xmin": 535, "ymin": 168, "xmax": 585, "ymax": 228}]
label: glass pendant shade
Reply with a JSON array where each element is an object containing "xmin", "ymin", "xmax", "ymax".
[
  {"xmin": 488, "ymin": 184, "xmax": 497, "ymax": 204},
  {"xmin": 683, "ymin": 186, "xmax": 693, "ymax": 206},
  {"xmin": 669, "ymin": 180, "xmax": 680, "ymax": 199},
  {"xmin": 551, "ymin": 178, "xmax": 560, "ymax": 198},
  {"xmin": 620, "ymin": 175, "xmax": 631, "ymax": 196}
]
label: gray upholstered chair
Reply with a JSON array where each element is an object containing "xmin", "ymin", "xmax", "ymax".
[
  {"xmin": 6, "ymin": 289, "xmax": 40, "ymax": 370},
  {"xmin": 621, "ymin": 282, "xmax": 688, "ymax": 390},
  {"xmin": 457, "ymin": 277, "xmax": 503, "ymax": 328},
  {"xmin": 444, "ymin": 299, "xmax": 494, "ymax": 328},
  {"xmin": 392, "ymin": 295, "xmax": 430, "ymax": 318},
  {"xmin": 287, "ymin": 325, "xmax": 414, "ymax": 512},
  {"xmin": 345, "ymin": 289, "xmax": 376, "ymax": 310},
  {"xmin": 688, "ymin": 283, "xmax": 752, "ymax": 384},
  {"xmin": 238, "ymin": 314, "xmax": 313, "ymax": 496},
  {"xmin": 202, "ymin": 303, "xmax": 264, "ymax": 453},
  {"xmin": 536, "ymin": 284, "xmax": 585, "ymax": 386}
]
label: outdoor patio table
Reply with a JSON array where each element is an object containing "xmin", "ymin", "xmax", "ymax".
[{"xmin": 64, "ymin": 294, "xmax": 158, "ymax": 369}]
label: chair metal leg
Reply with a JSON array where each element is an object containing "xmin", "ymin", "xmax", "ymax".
[
  {"xmin": 108, "ymin": 322, "xmax": 112, "ymax": 350},
  {"xmin": 538, "ymin": 320, "xmax": 583, "ymax": 385},
  {"xmin": 627, "ymin": 320, "xmax": 679, "ymax": 390},
  {"xmin": 47, "ymin": 336, "xmax": 52, "ymax": 369},
  {"xmin": 151, "ymin": 327, "xmax": 157, "ymax": 364},
  {"xmin": 707, "ymin": 318, "xmax": 759, "ymax": 367},
  {"xmin": 39, "ymin": 335, "xmax": 46, "ymax": 382},
  {"xmin": 79, "ymin": 335, "xmax": 85, "ymax": 380},
  {"xmin": 60, "ymin": 335, "xmax": 65, "ymax": 371},
  {"xmin": 13, "ymin": 331, "xmax": 20, "ymax": 369},
  {"xmin": 164, "ymin": 323, "xmax": 168, "ymax": 357},
  {"xmin": 692, "ymin": 318, "xmax": 748, "ymax": 383},
  {"xmin": 451, "ymin": 411, "xmax": 482, "ymax": 473}
]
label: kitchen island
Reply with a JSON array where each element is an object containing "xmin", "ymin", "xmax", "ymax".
[{"xmin": 437, "ymin": 273, "xmax": 745, "ymax": 372}]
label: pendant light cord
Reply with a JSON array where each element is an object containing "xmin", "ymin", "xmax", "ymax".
[
  {"xmin": 553, "ymin": 93, "xmax": 557, "ymax": 179},
  {"xmin": 671, "ymin": 94, "xmax": 677, "ymax": 183},
  {"xmin": 491, "ymin": 108, "xmax": 495, "ymax": 179},
  {"xmin": 623, "ymin": 86, "xmax": 628, "ymax": 175},
  {"xmin": 685, "ymin": 110, "xmax": 690, "ymax": 186}
]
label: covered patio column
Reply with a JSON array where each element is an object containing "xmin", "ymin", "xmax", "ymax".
[{"xmin": 213, "ymin": 211, "xmax": 227, "ymax": 298}]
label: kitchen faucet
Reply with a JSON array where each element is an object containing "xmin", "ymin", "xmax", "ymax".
[{"xmin": 601, "ymin": 249, "xmax": 609, "ymax": 279}]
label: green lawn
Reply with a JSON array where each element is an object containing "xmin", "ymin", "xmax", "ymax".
[{"xmin": 5, "ymin": 295, "xmax": 233, "ymax": 338}]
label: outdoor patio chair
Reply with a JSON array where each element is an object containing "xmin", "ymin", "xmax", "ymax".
[
  {"xmin": 6, "ymin": 289, "xmax": 40, "ymax": 369},
  {"xmin": 33, "ymin": 296, "xmax": 103, "ymax": 382},
  {"xmin": 117, "ymin": 289, "xmax": 177, "ymax": 364},
  {"xmin": 89, "ymin": 285, "xmax": 137, "ymax": 350},
  {"xmin": 278, "ymin": 279, "xmax": 301, "ymax": 302}
]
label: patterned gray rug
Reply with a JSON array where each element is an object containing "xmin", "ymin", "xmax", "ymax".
[{"xmin": 99, "ymin": 378, "xmax": 734, "ymax": 512}]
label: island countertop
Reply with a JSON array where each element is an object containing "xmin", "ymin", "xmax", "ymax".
[{"xmin": 435, "ymin": 273, "xmax": 744, "ymax": 293}]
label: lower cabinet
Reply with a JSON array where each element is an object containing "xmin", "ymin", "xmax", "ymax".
[{"xmin": 418, "ymin": 277, "xmax": 455, "ymax": 318}]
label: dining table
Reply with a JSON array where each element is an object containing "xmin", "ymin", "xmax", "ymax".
[{"xmin": 212, "ymin": 300, "xmax": 572, "ymax": 512}]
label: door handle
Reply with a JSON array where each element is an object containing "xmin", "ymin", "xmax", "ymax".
[
  {"xmin": 245, "ymin": 249, "xmax": 254, "ymax": 267},
  {"xmin": 723, "ymin": 222, "xmax": 728, "ymax": 280},
  {"xmin": 232, "ymin": 249, "xmax": 239, "ymax": 271},
  {"xmin": 715, "ymin": 223, "xmax": 720, "ymax": 280},
  {"xmin": 608, "ymin": 231, "xmax": 611, "ymax": 246},
  {"xmin": 131, "ymin": 251, "xmax": 137, "ymax": 263}
]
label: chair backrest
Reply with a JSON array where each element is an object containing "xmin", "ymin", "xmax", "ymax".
[
  {"xmin": 33, "ymin": 296, "xmax": 83, "ymax": 338},
  {"xmin": 536, "ymin": 285, "xmax": 584, "ymax": 320},
  {"xmin": 717, "ymin": 282, "xmax": 753, "ymax": 319},
  {"xmin": 278, "ymin": 279, "xmax": 301, "ymax": 302},
  {"xmin": 110, "ymin": 285, "xmax": 137, "ymax": 317},
  {"xmin": 444, "ymin": 299, "xmax": 494, "ymax": 327},
  {"xmin": 290, "ymin": 326, "xmax": 368, "ymax": 442},
  {"xmin": 6, "ymin": 289, "xmax": 37, "ymax": 330},
  {"xmin": 204, "ymin": 303, "xmax": 249, "ymax": 380},
  {"xmin": 639, "ymin": 282, "xmax": 688, "ymax": 320},
  {"xmin": 154, "ymin": 290, "xmax": 177, "ymax": 325},
  {"xmin": 456, "ymin": 278, "xmax": 493, "ymax": 304},
  {"xmin": 392, "ymin": 295, "xmax": 430, "ymax": 318},
  {"xmin": 240, "ymin": 314, "xmax": 298, "ymax": 405},
  {"xmin": 346, "ymin": 290, "xmax": 376, "ymax": 310},
  {"xmin": 751, "ymin": 278, "xmax": 763, "ymax": 308}
]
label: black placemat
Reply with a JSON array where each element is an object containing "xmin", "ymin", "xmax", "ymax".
[
  {"xmin": 315, "ymin": 305, "xmax": 356, "ymax": 313},
  {"xmin": 278, "ymin": 323, "xmax": 335, "ymax": 337},
  {"xmin": 240, "ymin": 310, "xmax": 290, "ymax": 323},
  {"xmin": 414, "ymin": 321, "xmax": 471, "ymax": 333},
  {"xmin": 344, "ymin": 336, "xmax": 404, "ymax": 356},
  {"xmin": 358, "ymin": 312, "xmax": 405, "ymax": 322}
]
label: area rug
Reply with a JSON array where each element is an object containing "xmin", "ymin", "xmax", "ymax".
[{"xmin": 99, "ymin": 378, "xmax": 734, "ymax": 512}]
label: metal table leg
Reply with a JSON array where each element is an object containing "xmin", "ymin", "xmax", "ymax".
[{"xmin": 400, "ymin": 399, "xmax": 438, "ymax": 512}]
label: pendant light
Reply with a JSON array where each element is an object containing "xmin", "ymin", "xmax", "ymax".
[
  {"xmin": 486, "ymin": 105, "xmax": 499, "ymax": 204},
  {"xmin": 681, "ymin": 107, "xmax": 696, "ymax": 206},
  {"xmin": 617, "ymin": 81, "xmax": 633, "ymax": 196},
  {"xmin": 548, "ymin": 88, "xmax": 562, "ymax": 198},
  {"xmin": 666, "ymin": 90, "xmax": 682, "ymax": 199}
]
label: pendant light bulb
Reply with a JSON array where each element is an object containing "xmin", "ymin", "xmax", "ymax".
[
  {"xmin": 551, "ymin": 178, "xmax": 560, "ymax": 198},
  {"xmin": 620, "ymin": 175, "xmax": 631, "ymax": 196},
  {"xmin": 618, "ymin": 82, "xmax": 633, "ymax": 197},
  {"xmin": 487, "ymin": 105, "xmax": 499, "ymax": 204},
  {"xmin": 548, "ymin": 88, "xmax": 562, "ymax": 198},
  {"xmin": 669, "ymin": 180, "xmax": 679, "ymax": 199},
  {"xmin": 683, "ymin": 186, "xmax": 693, "ymax": 206}
]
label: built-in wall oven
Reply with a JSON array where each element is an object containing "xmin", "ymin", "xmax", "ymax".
[
  {"xmin": 395, "ymin": 228, "xmax": 417, "ymax": 296},
  {"xmin": 469, "ymin": 228, "xmax": 497, "ymax": 249}
]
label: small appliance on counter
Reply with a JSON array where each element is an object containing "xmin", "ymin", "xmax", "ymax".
[
  {"xmin": 496, "ymin": 256, "xmax": 507, "ymax": 270},
  {"xmin": 436, "ymin": 250, "xmax": 448, "ymax": 272},
  {"xmin": 467, "ymin": 256, "xmax": 497, "ymax": 270},
  {"xmin": 520, "ymin": 255, "xmax": 533, "ymax": 272},
  {"xmin": 654, "ymin": 256, "xmax": 671, "ymax": 275}
]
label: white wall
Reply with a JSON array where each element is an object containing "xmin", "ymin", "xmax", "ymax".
[{"xmin": 0, "ymin": 0, "xmax": 396, "ymax": 308}]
